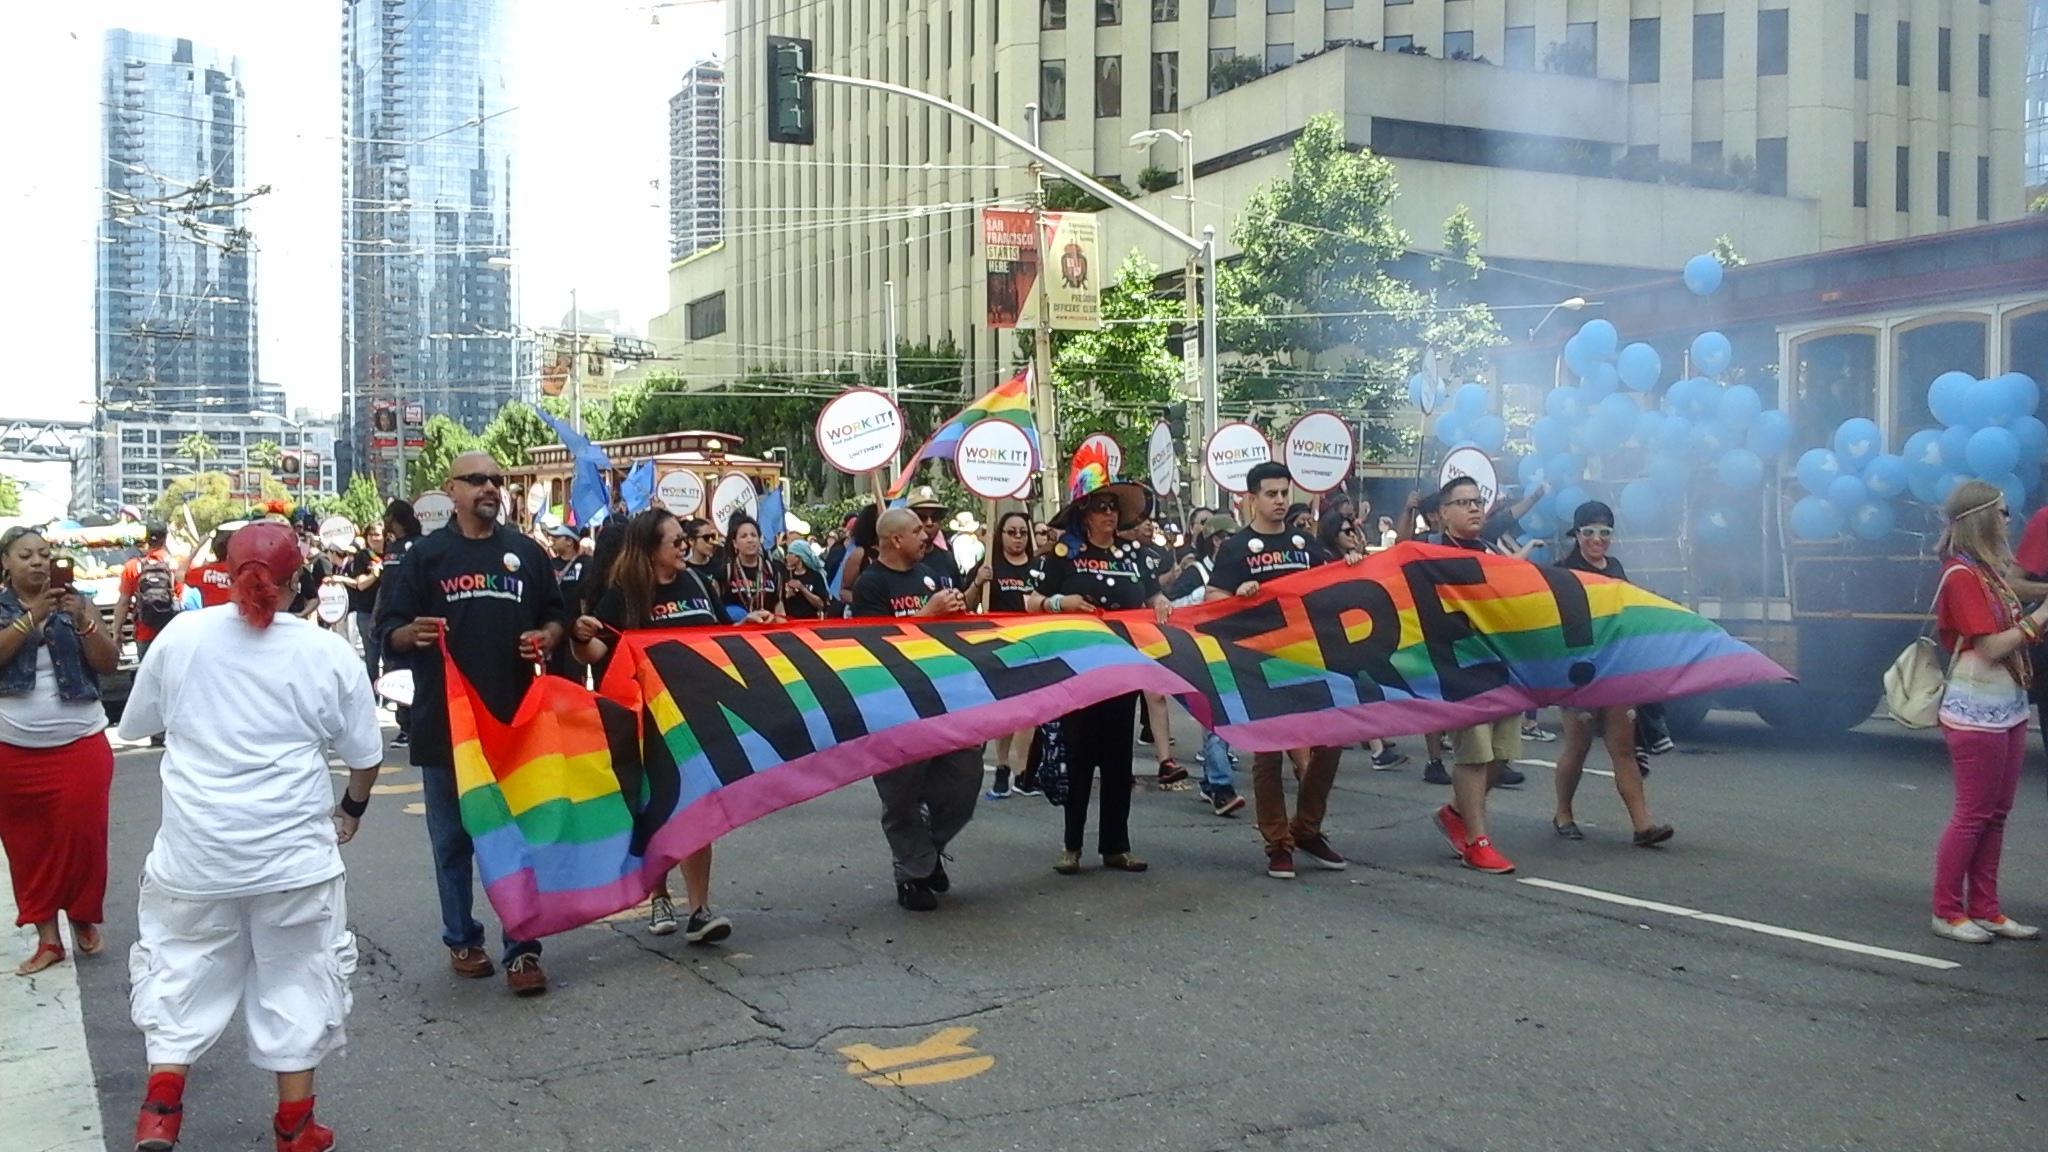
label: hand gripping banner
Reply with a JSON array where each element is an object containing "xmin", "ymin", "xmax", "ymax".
[{"xmin": 449, "ymin": 543, "xmax": 1787, "ymax": 938}]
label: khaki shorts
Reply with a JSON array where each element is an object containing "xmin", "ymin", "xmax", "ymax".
[{"xmin": 1452, "ymin": 716, "xmax": 1522, "ymax": 766}]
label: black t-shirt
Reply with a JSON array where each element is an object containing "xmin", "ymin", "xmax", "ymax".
[
  {"xmin": 780, "ymin": 566, "xmax": 831, "ymax": 620},
  {"xmin": 553, "ymin": 552, "xmax": 586, "ymax": 607},
  {"xmin": 1208, "ymin": 526, "xmax": 1331, "ymax": 593},
  {"xmin": 344, "ymin": 548, "xmax": 379, "ymax": 613},
  {"xmin": 987, "ymin": 556, "xmax": 1035, "ymax": 613},
  {"xmin": 376, "ymin": 525, "xmax": 567, "ymax": 766},
  {"xmin": 1438, "ymin": 532, "xmax": 1488, "ymax": 553},
  {"xmin": 1034, "ymin": 538, "xmax": 1159, "ymax": 611},
  {"xmin": 291, "ymin": 554, "xmax": 334, "ymax": 615},
  {"xmin": 851, "ymin": 560, "xmax": 952, "ymax": 619},
  {"xmin": 594, "ymin": 569, "xmax": 721, "ymax": 631},
  {"xmin": 724, "ymin": 558, "xmax": 782, "ymax": 619},
  {"xmin": 920, "ymin": 543, "xmax": 964, "ymax": 591},
  {"xmin": 1557, "ymin": 550, "xmax": 1628, "ymax": 582}
]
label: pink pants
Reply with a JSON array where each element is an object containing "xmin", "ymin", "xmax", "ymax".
[{"xmin": 1934, "ymin": 722, "xmax": 2027, "ymax": 922}]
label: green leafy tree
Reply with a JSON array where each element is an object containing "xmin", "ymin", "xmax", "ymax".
[
  {"xmin": 1712, "ymin": 233, "xmax": 1747, "ymax": 267},
  {"xmin": 246, "ymin": 439, "xmax": 284, "ymax": 473},
  {"xmin": 0, "ymin": 473, "xmax": 20, "ymax": 517},
  {"xmin": 1035, "ymin": 250, "xmax": 1181, "ymax": 461},
  {"xmin": 1042, "ymin": 176, "xmax": 1134, "ymax": 214},
  {"xmin": 406, "ymin": 415, "xmax": 482, "ymax": 495},
  {"xmin": 479, "ymin": 401, "xmax": 562, "ymax": 469},
  {"xmin": 176, "ymin": 431, "xmax": 218, "ymax": 471},
  {"xmin": 152, "ymin": 471, "xmax": 286, "ymax": 540},
  {"xmin": 1218, "ymin": 115, "xmax": 1502, "ymax": 461},
  {"xmin": 326, "ymin": 472, "xmax": 386, "ymax": 530}
]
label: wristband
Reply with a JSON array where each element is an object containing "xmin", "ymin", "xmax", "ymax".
[
  {"xmin": 10, "ymin": 616, "xmax": 30, "ymax": 635},
  {"xmin": 1047, "ymin": 595, "xmax": 1064, "ymax": 614},
  {"xmin": 339, "ymin": 793, "xmax": 369, "ymax": 819}
]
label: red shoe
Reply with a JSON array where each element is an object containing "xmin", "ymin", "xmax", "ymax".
[
  {"xmin": 1459, "ymin": 836, "xmax": 1516, "ymax": 874},
  {"xmin": 275, "ymin": 1113, "xmax": 335, "ymax": 1152},
  {"xmin": 1433, "ymin": 804, "xmax": 1468, "ymax": 859},
  {"xmin": 134, "ymin": 1072, "xmax": 184, "ymax": 1151}
]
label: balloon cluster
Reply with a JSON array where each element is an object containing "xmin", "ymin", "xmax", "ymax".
[{"xmin": 1835, "ymin": 371, "xmax": 2046, "ymax": 536}]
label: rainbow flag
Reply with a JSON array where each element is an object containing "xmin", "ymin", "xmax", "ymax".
[
  {"xmin": 886, "ymin": 365, "xmax": 1039, "ymax": 498},
  {"xmin": 450, "ymin": 543, "xmax": 1786, "ymax": 938}
]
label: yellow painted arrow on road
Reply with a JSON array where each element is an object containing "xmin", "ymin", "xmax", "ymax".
[{"xmin": 839, "ymin": 1027, "xmax": 994, "ymax": 1086}]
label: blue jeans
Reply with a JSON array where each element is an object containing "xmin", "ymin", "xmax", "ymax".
[
  {"xmin": 420, "ymin": 764, "xmax": 539, "ymax": 964},
  {"xmin": 1199, "ymin": 731, "xmax": 1236, "ymax": 796}
]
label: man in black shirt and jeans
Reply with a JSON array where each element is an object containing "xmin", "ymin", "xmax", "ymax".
[
  {"xmin": 380, "ymin": 452, "xmax": 567, "ymax": 996},
  {"xmin": 850, "ymin": 506, "xmax": 980, "ymax": 912}
]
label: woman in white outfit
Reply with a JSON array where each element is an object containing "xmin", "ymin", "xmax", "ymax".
[{"xmin": 118, "ymin": 521, "xmax": 385, "ymax": 1152}]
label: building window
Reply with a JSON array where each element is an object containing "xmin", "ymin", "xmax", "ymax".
[
  {"xmin": 1897, "ymin": 22, "xmax": 1910, "ymax": 86},
  {"xmin": 1629, "ymin": 18, "xmax": 1660, "ymax": 84},
  {"xmin": 1692, "ymin": 140, "xmax": 1723, "ymax": 167},
  {"xmin": 1444, "ymin": 30, "xmax": 1474, "ymax": 60},
  {"xmin": 1326, "ymin": 0, "xmax": 1351, "ymax": 7},
  {"xmin": 1980, "ymin": 34, "xmax": 1992, "ymax": 98},
  {"xmin": 1853, "ymin": 141, "xmax": 1869, "ymax": 207},
  {"xmin": 1694, "ymin": 13, "xmax": 1724, "ymax": 80},
  {"xmin": 1897, "ymin": 145, "xmax": 1910, "ymax": 211},
  {"xmin": 1040, "ymin": 60, "xmax": 1067, "ymax": 119},
  {"xmin": 1043, "ymin": 0, "xmax": 1066, "ymax": 30},
  {"xmin": 1209, "ymin": 0, "xmax": 1233, "ymax": 14},
  {"xmin": 1505, "ymin": 26, "xmax": 1535, "ymax": 71},
  {"xmin": 1267, "ymin": 0, "xmax": 1293, "ymax": 12},
  {"xmin": 1938, "ymin": 27, "xmax": 1951, "ymax": 92},
  {"xmin": 1383, "ymin": 36, "xmax": 1413, "ymax": 53},
  {"xmin": 1268, "ymin": 41, "xmax": 1297, "ymax": 68},
  {"xmin": 1978, "ymin": 155, "xmax": 1992, "ymax": 220},
  {"xmin": 1758, "ymin": 9, "xmax": 1788, "ymax": 77},
  {"xmin": 686, "ymin": 292, "xmax": 725, "ymax": 341},
  {"xmin": 1151, "ymin": 51, "xmax": 1179, "ymax": 113},
  {"xmin": 1855, "ymin": 14, "xmax": 1870, "ymax": 80},
  {"xmin": 1937, "ymin": 151, "xmax": 1952, "ymax": 216},
  {"xmin": 1757, "ymin": 136, "xmax": 1787, "ymax": 195},
  {"xmin": 1095, "ymin": 55, "xmax": 1122, "ymax": 117},
  {"xmin": 1208, "ymin": 45, "xmax": 1236, "ymax": 96},
  {"xmin": 1098, "ymin": 0, "xmax": 1120, "ymax": 25},
  {"xmin": 1152, "ymin": 0, "xmax": 1178, "ymax": 21}
]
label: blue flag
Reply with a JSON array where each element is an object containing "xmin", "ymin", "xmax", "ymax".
[
  {"xmin": 536, "ymin": 406, "xmax": 613, "ymax": 529},
  {"xmin": 534, "ymin": 407, "xmax": 612, "ymax": 468},
  {"xmin": 757, "ymin": 487, "xmax": 786, "ymax": 544},
  {"xmin": 620, "ymin": 459, "xmax": 655, "ymax": 513}
]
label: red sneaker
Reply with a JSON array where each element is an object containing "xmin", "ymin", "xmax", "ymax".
[
  {"xmin": 275, "ymin": 1113, "xmax": 335, "ymax": 1152},
  {"xmin": 1460, "ymin": 836, "xmax": 1516, "ymax": 874},
  {"xmin": 1433, "ymin": 804, "xmax": 1468, "ymax": 859}
]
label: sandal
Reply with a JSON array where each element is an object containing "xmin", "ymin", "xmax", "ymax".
[
  {"xmin": 1632, "ymin": 824, "xmax": 1675, "ymax": 847},
  {"xmin": 15, "ymin": 941, "xmax": 65, "ymax": 976},
  {"xmin": 1553, "ymin": 820, "xmax": 1585, "ymax": 840},
  {"xmin": 73, "ymin": 924, "xmax": 104, "ymax": 956}
]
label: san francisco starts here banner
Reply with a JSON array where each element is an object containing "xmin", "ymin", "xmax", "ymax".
[{"xmin": 449, "ymin": 543, "xmax": 1787, "ymax": 938}]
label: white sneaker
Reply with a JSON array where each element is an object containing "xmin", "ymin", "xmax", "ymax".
[
  {"xmin": 1930, "ymin": 916, "xmax": 1994, "ymax": 944},
  {"xmin": 1971, "ymin": 916, "xmax": 2042, "ymax": 940}
]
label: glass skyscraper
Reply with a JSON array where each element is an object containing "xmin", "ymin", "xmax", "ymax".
[
  {"xmin": 97, "ymin": 30, "xmax": 258, "ymax": 416},
  {"xmin": 341, "ymin": 0, "xmax": 515, "ymax": 489},
  {"xmin": 2031, "ymin": 0, "xmax": 2048, "ymax": 187}
]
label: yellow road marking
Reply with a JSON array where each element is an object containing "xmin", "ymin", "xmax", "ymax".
[{"xmin": 839, "ymin": 1026, "xmax": 994, "ymax": 1086}]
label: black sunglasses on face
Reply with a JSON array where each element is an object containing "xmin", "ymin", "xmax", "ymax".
[{"xmin": 451, "ymin": 472, "xmax": 507, "ymax": 488}]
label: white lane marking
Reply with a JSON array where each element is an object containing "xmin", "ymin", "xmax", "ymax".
[
  {"xmin": 0, "ymin": 845, "xmax": 106, "ymax": 1151},
  {"xmin": 1516, "ymin": 877, "xmax": 1961, "ymax": 971},
  {"xmin": 1515, "ymin": 757, "xmax": 1613, "ymax": 778}
]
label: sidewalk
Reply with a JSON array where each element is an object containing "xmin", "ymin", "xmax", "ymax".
[{"xmin": 0, "ymin": 843, "xmax": 105, "ymax": 1152}]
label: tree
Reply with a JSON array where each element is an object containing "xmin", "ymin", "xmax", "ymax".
[
  {"xmin": 326, "ymin": 472, "xmax": 386, "ymax": 531},
  {"xmin": 1036, "ymin": 250, "xmax": 1181, "ymax": 460},
  {"xmin": 479, "ymin": 401, "xmax": 561, "ymax": 469},
  {"xmin": 176, "ymin": 431, "xmax": 218, "ymax": 471},
  {"xmin": 1712, "ymin": 233, "xmax": 1747, "ymax": 267},
  {"xmin": 406, "ymin": 415, "xmax": 481, "ymax": 495},
  {"xmin": 152, "ymin": 471, "xmax": 286, "ymax": 541},
  {"xmin": 0, "ymin": 473, "xmax": 20, "ymax": 518},
  {"xmin": 246, "ymin": 439, "xmax": 284, "ymax": 473},
  {"xmin": 1208, "ymin": 55, "xmax": 1267, "ymax": 95},
  {"xmin": 1043, "ymin": 176, "xmax": 1135, "ymax": 214},
  {"xmin": 1137, "ymin": 165, "xmax": 1177, "ymax": 194}
]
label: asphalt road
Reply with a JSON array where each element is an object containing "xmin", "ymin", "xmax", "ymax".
[{"xmin": 17, "ymin": 705, "xmax": 2048, "ymax": 1151}]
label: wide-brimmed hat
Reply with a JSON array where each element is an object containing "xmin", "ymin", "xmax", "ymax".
[
  {"xmin": 1060, "ymin": 481, "xmax": 1153, "ymax": 532},
  {"xmin": 904, "ymin": 485, "xmax": 948, "ymax": 513},
  {"xmin": 947, "ymin": 511, "xmax": 982, "ymax": 535}
]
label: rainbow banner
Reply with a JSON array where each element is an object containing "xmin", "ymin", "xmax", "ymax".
[
  {"xmin": 450, "ymin": 543, "xmax": 1786, "ymax": 938},
  {"xmin": 886, "ymin": 365, "xmax": 1038, "ymax": 498}
]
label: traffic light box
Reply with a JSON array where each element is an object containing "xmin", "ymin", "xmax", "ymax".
[{"xmin": 767, "ymin": 36, "xmax": 814, "ymax": 146}]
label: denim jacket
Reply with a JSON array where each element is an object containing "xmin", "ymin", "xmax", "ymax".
[{"xmin": 0, "ymin": 588, "xmax": 102, "ymax": 702}]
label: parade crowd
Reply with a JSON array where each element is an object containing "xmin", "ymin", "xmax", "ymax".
[{"xmin": 1, "ymin": 450, "xmax": 2041, "ymax": 1152}]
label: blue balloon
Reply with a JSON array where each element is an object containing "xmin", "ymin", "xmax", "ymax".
[
  {"xmin": 1938, "ymin": 425, "xmax": 1975, "ymax": 473},
  {"xmin": 1582, "ymin": 408, "xmax": 1629, "ymax": 456},
  {"xmin": 1656, "ymin": 414, "xmax": 1695, "ymax": 457},
  {"xmin": 1554, "ymin": 485, "xmax": 1592, "ymax": 521},
  {"xmin": 1681, "ymin": 377, "xmax": 1721, "ymax": 420},
  {"xmin": 1468, "ymin": 413, "xmax": 1506, "ymax": 455},
  {"xmin": 1520, "ymin": 506, "xmax": 1557, "ymax": 539},
  {"xmin": 1966, "ymin": 426, "xmax": 2021, "ymax": 477},
  {"xmin": 1582, "ymin": 361, "xmax": 1621, "ymax": 401},
  {"xmin": 1789, "ymin": 496, "xmax": 1843, "ymax": 541},
  {"xmin": 1935, "ymin": 472, "xmax": 1966, "ymax": 503},
  {"xmin": 1577, "ymin": 319, "xmax": 1619, "ymax": 358},
  {"xmin": 1545, "ymin": 387, "xmax": 1586, "ymax": 422},
  {"xmin": 1434, "ymin": 413, "xmax": 1465, "ymax": 447},
  {"xmin": 1691, "ymin": 331, "xmax": 1733, "ymax": 376},
  {"xmin": 1407, "ymin": 373, "xmax": 1435, "ymax": 412},
  {"xmin": 1619, "ymin": 480, "xmax": 1664, "ymax": 528},
  {"xmin": 1547, "ymin": 454, "xmax": 1586, "ymax": 488},
  {"xmin": 1747, "ymin": 409, "xmax": 1794, "ymax": 458},
  {"xmin": 1684, "ymin": 253, "xmax": 1724, "ymax": 296},
  {"xmin": 1849, "ymin": 500, "xmax": 1896, "ymax": 542},
  {"xmin": 1963, "ymin": 377, "xmax": 2012, "ymax": 428},
  {"xmin": 1994, "ymin": 472, "xmax": 2028, "ymax": 514},
  {"xmin": 1796, "ymin": 447, "xmax": 1842, "ymax": 496},
  {"xmin": 1618, "ymin": 343, "xmax": 1662, "ymax": 392},
  {"xmin": 1908, "ymin": 464, "xmax": 1943, "ymax": 504},
  {"xmin": 1832, "ymin": 417, "xmax": 1883, "ymax": 470},
  {"xmin": 2012, "ymin": 414, "xmax": 2048, "ymax": 459},
  {"xmin": 1864, "ymin": 454, "xmax": 1909, "ymax": 498},
  {"xmin": 1695, "ymin": 506, "xmax": 1737, "ymax": 546},
  {"xmin": 1530, "ymin": 415, "xmax": 1571, "ymax": 457},
  {"xmin": 1635, "ymin": 409, "xmax": 1667, "ymax": 447},
  {"xmin": 1929, "ymin": 370, "xmax": 1976, "ymax": 427},
  {"xmin": 1827, "ymin": 473, "xmax": 1869, "ymax": 510},
  {"xmin": 1564, "ymin": 333, "xmax": 1601, "ymax": 381},
  {"xmin": 1902, "ymin": 427, "xmax": 1946, "ymax": 470},
  {"xmin": 1717, "ymin": 448, "xmax": 1765, "ymax": 491},
  {"xmin": 1690, "ymin": 420, "xmax": 1737, "ymax": 463},
  {"xmin": 1453, "ymin": 382, "xmax": 1489, "ymax": 418},
  {"xmin": 1719, "ymin": 384, "xmax": 1763, "ymax": 430},
  {"xmin": 1648, "ymin": 451, "xmax": 1693, "ymax": 495},
  {"xmin": 2007, "ymin": 373, "xmax": 2041, "ymax": 418},
  {"xmin": 1516, "ymin": 453, "xmax": 1548, "ymax": 490}
]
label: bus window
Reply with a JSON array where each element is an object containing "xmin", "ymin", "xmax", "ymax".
[
  {"xmin": 1894, "ymin": 317, "xmax": 1988, "ymax": 435},
  {"xmin": 2004, "ymin": 306, "xmax": 2048, "ymax": 384},
  {"xmin": 1790, "ymin": 330, "xmax": 1878, "ymax": 451}
]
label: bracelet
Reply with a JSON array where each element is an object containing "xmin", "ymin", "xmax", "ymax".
[
  {"xmin": 1047, "ymin": 595, "xmax": 1064, "ymax": 614},
  {"xmin": 339, "ymin": 793, "xmax": 369, "ymax": 819},
  {"xmin": 10, "ymin": 616, "xmax": 32, "ymax": 635}
]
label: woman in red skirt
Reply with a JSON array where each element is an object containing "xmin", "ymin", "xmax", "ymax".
[{"xmin": 0, "ymin": 526, "xmax": 119, "ymax": 975}]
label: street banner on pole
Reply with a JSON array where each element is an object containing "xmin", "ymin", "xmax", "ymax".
[
  {"xmin": 983, "ymin": 209, "xmax": 1036, "ymax": 330},
  {"xmin": 403, "ymin": 403, "xmax": 426, "ymax": 450},
  {"xmin": 370, "ymin": 400, "xmax": 398, "ymax": 453},
  {"xmin": 986, "ymin": 209, "xmax": 1102, "ymax": 331}
]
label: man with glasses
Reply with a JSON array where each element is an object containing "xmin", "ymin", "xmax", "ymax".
[
  {"xmin": 379, "ymin": 452, "xmax": 567, "ymax": 996},
  {"xmin": 1429, "ymin": 475, "xmax": 1525, "ymax": 875},
  {"xmin": 905, "ymin": 487, "xmax": 965, "ymax": 590}
]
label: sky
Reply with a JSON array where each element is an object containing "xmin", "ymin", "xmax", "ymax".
[{"xmin": 3, "ymin": 0, "xmax": 724, "ymax": 425}]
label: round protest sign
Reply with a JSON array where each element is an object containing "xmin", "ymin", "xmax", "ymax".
[
  {"xmin": 955, "ymin": 420, "xmax": 1037, "ymax": 500},
  {"xmin": 524, "ymin": 481, "xmax": 549, "ymax": 516},
  {"xmin": 1439, "ymin": 446, "xmax": 1500, "ymax": 507},
  {"xmin": 709, "ymin": 472, "xmax": 759, "ymax": 534},
  {"xmin": 1204, "ymin": 421, "xmax": 1272, "ymax": 494},
  {"xmin": 317, "ymin": 515, "xmax": 357, "ymax": 552},
  {"xmin": 815, "ymin": 388, "xmax": 906, "ymax": 474},
  {"xmin": 656, "ymin": 468, "xmax": 704, "ymax": 516},
  {"xmin": 413, "ymin": 491, "xmax": 454, "ymax": 534},
  {"xmin": 1283, "ymin": 411, "xmax": 1355, "ymax": 493},
  {"xmin": 1077, "ymin": 433, "xmax": 1123, "ymax": 479},
  {"xmin": 1147, "ymin": 421, "xmax": 1179, "ymax": 496},
  {"xmin": 315, "ymin": 582, "xmax": 350, "ymax": 625}
]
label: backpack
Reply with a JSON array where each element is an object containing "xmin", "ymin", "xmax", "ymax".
[
  {"xmin": 1883, "ymin": 566, "xmax": 1963, "ymax": 729},
  {"xmin": 134, "ymin": 556, "xmax": 181, "ymax": 632}
]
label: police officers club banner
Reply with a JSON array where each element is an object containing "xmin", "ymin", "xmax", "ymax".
[{"xmin": 448, "ymin": 543, "xmax": 1786, "ymax": 938}]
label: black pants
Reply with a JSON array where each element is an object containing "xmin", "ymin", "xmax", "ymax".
[{"xmin": 1062, "ymin": 692, "xmax": 1138, "ymax": 855}]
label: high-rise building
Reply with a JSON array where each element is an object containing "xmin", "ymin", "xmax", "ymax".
[
  {"xmin": 671, "ymin": 58, "xmax": 725, "ymax": 262},
  {"xmin": 97, "ymin": 31, "xmax": 259, "ymax": 418},
  {"xmin": 655, "ymin": 1, "xmax": 2028, "ymax": 391},
  {"xmin": 341, "ymin": 0, "xmax": 516, "ymax": 490},
  {"xmin": 2029, "ymin": 0, "xmax": 2048, "ymax": 187}
]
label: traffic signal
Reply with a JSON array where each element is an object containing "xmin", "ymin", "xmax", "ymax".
[{"xmin": 766, "ymin": 36, "xmax": 814, "ymax": 146}]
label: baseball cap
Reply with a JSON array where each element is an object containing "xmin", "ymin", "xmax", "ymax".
[{"xmin": 227, "ymin": 521, "xmax": 301, "ymax": 584}]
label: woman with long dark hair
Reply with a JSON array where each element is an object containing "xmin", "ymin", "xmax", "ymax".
[
  {"xmin": 572, "ymin": 510, "xmax": 732, "ymax": 944},
  {"xmin": 723, "ymin": 512, "xmax": 782, "ymax": 624},
  {"xmin": 982, "ymin": 510, "xmax": 1039, "ymax": 799},
  {"xmin": 0, "ymin": 527, "xmax": 119, "ymax": 975}
]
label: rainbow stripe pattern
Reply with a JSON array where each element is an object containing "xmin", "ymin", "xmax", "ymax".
[
  {"xmin": 886, "ymin": 365, "xmax": 1038, "ymax": 498},
  {"xmin": 448, "ymin": 543, "xmax": 1786, "ymax": 937}
]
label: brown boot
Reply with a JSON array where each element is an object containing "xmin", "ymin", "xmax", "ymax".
[
  {"xmin": 447, "ymin": 946, "xmax": 494, "ymax": 979},
  {"xmin": 505, "ymin": 953, "xmax": 548, "ymax": 997}
]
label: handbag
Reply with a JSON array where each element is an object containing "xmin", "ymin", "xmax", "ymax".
[{"xmin": 1884, "ymin": 567, "xmax": 1964, "ymax": 729}]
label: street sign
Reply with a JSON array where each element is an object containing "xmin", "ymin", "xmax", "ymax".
[
  {"xmin": 656, "ymin": 469, "xmax": 704, "ymax": 516},
  {"xmin": 1283, "ymin": 411, "xmax": 1355, "ymax": 494},
  {"xmin": 1439, "ymin": 447, "xmax": 1499, "ymax": 507},
  {"xmin": 1147, "ymin": 421, "xmax": 1179, "ymax": 496},
  {"xmin": 815, "ymin": 388, "xmax": 906, "ymax": 474},
  {"xmin": 1204, "ymin": 421, "xmax": 1272, "ymax": 494},
  {"xmin": 954, "ymin": 419, "xmax": 1037, "ymax": 500}
]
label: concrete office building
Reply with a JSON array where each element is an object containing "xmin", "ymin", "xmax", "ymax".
[
  {"xmin": 671, "ymin": 58, "xmax": 727, "ymax": 261},
  {"xmin": 101, "ymin": 411, "xmax": 337, "ymax": 508},
  {"xmin": 655, "ymin": 1, "xmax": 2027, "ymax": 390},
  {"xmin": 2028, "ymin": 0, "xmax": 2048, "ymax": 186}
]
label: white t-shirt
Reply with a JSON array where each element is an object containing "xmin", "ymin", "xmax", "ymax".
[
  {"xmin": 0, "ymin": 647, "xmax": 109, "ymax": 749},
  {"xmin": 117, "ymin": 606, "xmax": 385, "ymax": 900}
]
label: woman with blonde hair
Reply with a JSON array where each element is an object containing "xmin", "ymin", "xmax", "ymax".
[{"xmin": 1928, "ymin": 480, "xmax": 2047, "ymax": 944}]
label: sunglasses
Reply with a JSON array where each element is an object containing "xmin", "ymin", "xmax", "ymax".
[
  {"xmin": 1576, "ymin": 525, "xmax": 1614, "ymax": 540},
  {"xmin": 1002, "ymin": 527, "xmax": 1029, "ymax": 537},
  {"xmin": 1084, "ymin": 500, "xmax": 1118, "ymax": 513},
  {"xmin": 916, "ymin": 511, "xmax": 943, "ymax": 522},
  {"xmin": 450, "ymin": 472, "xmax": 507, "ymax": 488}
]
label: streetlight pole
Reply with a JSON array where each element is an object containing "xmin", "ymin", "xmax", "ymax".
[
  {"xmin": 1130, "ymin": 126, "xmax": 1206, "ymax": 503},
  {"xmin": 569, "ymin": 287, "xmax": 583, "ymax": 434},
  {"xmin": 1025, "ymin": 103, "xmax": 1060, "ymax": 519}
]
